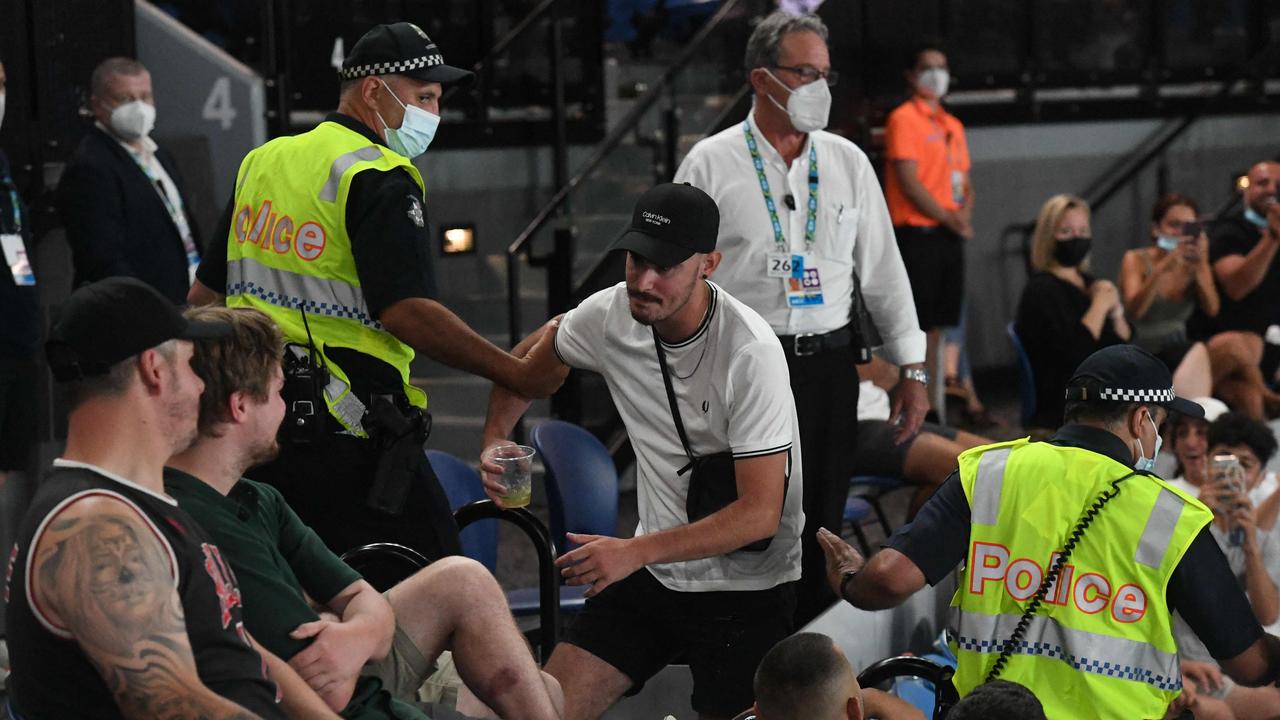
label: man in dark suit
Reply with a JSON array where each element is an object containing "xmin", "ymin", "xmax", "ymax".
[{"xmin": 57, "ymin": 57, "xmax": 201, "ymax": 304}]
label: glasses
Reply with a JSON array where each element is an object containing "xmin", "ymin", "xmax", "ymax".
[{"xmin": 773, "ymin": 65, "xmax": 839, "ymax": 87}]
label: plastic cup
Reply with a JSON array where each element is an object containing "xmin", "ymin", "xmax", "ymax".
[{"xmin": 483, "ymin": 444, "xmax": 535, "ymax": 508}]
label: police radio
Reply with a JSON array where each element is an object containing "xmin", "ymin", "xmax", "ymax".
[{"xmin": 281, "ymin": 307, "xmax": 329, "ymax": 444}]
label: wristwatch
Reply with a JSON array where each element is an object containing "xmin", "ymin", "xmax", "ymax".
[
  {"xmin": 900, "ymin": 367, "xmax": 929, "ymax": 385},
  {"xmin": 839, "ymin": 568, "xmax": 860, "ymax": 602}
]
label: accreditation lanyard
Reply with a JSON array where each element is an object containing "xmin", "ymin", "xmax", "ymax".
[
  {"xmin": 743, "ymin": 121, "xmax": 818, "ymax": 253},
  {"xmin": 126, "ymin": 150, "xmax": 200, "ymax": 275}
]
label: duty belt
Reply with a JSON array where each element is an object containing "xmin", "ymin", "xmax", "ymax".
[{"xmin": 778, "ymin": 325, "xmax": 852, "ymax": 357}]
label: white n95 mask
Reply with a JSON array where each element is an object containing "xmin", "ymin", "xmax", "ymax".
[
  {"xmin": 765, "ymin": 70, "xmax": 831, "ymax": 133},
  {"xmin": 109, "ymin": 100, "xmax": 156, "ymax": 141}
]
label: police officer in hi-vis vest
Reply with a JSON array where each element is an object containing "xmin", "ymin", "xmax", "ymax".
[
  {"xmin": 189, "ymin": 22, "xmax": 566, "ymax": 560},
  {"xmin": 818, "ymin": 344, "xmax": 1280, "ymax": 719}
]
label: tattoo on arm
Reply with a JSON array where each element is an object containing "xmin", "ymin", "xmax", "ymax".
[{"xmin": 32, "ymin": 497, "xmax": 261, "ymax": 720}]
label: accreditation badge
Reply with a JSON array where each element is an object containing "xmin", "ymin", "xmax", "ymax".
[
  {"xmin": 786, "ymin": 253, "xmax": 823, "ymax": 307},
  {"xmin": 1, "ymin": 233, "xmax": 35, "ymax": 286},
  {"xmin": 766, "ymin": 252, "xmax": 794, "ymax": 278}
]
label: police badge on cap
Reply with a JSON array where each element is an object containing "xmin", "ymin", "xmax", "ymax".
[{"xmin": 341, "ymin": 22, "xmax": 475, "ymax": 86}]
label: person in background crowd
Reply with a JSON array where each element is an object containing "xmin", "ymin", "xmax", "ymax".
[
  {"xmin": 189, "ymin": 22, "xmax": 566, "ymax": 561},
  {"xmin": 821, "ymin": 345, "xmax": 1280, "ymax": 719},
  {"xmin": 1118, "ymin": 193, "xmax": 1214, "ymax": 397},
  {"xmin": 0, "ymin": 57, "xmax": 40, "ymax": 486},
  {"xmin": 58, "ymin": 57, "xmax": 202, "ymax": 304},
  {"xmin": 750, "ymin": 632, "xmax": 922, "ymax": 720},
  {"xmin": 1163, "ymin": 396, "xmax": 1229, "ymax": 495},
  {"xmin": 1015, "ymin": 194, "xmax": 1131, "ymax": 430},
  {"xmin": 1170, "ymin": 411, "xmax": 1280, "ymax": 719},
  {"xmin": 4, "ymin": 277, "xmax": 295, "ymax": 719},
  {"xmin": 882, "ymin": 42, "xmax": 975, "ymax": 421},
  {"xmin": 166, "ymin": 305, "xmax": 564, "ymax": 720},
  {"xmin": 675, "ymin": 11, "xmax": 928, "ymax": 626},
  {"xmin": 945, "ymin": 680, "xmax": 1046, "ymax": 720},
  {"xmin": 1201, "ymin": 161, "xmax": 1280, "ymax": 420},
  {"xmin": 855, "ymin": 357, "xmax": 988, "ymax": 518}
]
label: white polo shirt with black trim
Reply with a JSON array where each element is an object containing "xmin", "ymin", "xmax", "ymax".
[{"xmin": 555, "ymin": 280, "xmax": 804, "ymax": 592}]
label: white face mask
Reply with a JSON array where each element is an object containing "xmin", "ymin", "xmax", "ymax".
[
  {"xmin": 0, "ymin": 92, "xmax": 6, "ymax": 131},
  {"xmin": 764, "ymin": 70, "xmax": 831, "ymax": 133},
  {"xmin": 917, "ymin": 68, "xmax": 950, "ymax": 98},
  {"xmin": 109, "ymin": 100, "xmax": 156, "ymax": 141}
]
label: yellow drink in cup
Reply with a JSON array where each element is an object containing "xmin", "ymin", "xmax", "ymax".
[{"xmin": 483, "ymin": 444, "xmax": 536, "ymax": 508}]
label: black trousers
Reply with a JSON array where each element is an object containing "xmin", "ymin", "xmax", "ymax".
[
  {"xmin": 247, "ymin": 433, "xmax": 463, "ymax": 561},
  {"xmin": 787, "ymin": 345, "xmax": 861, "ymax": 627}
]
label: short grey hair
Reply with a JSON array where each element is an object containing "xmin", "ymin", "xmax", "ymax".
[
  {"xmin": 744, "ymin": 11, "xmax": 829, "ymax": 72},
  {"xmin": 90, "ymin": 57, "xmax": 148, "ymax": 98}
]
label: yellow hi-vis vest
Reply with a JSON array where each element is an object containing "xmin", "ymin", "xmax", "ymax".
[
  {"xmin": 949, "ymin": 438, "xmax": 1211, "ymax": 720},
  {"xmin": 225, "ymin": 120, "xmax": 427, "ymax": 435}
]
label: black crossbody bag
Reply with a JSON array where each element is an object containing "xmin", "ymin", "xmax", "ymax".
[{"xmin": 653, "ymin": 329, "xmax": 777, "ymax": 553}]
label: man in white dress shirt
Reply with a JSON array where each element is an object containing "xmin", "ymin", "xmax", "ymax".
[{"xmin": 675, "ymin": 10, "xmax": 927, "ymax": 624}]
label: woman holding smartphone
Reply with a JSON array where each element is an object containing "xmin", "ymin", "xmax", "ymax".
[{"xmin": 1119, "ymin": 192, "xmax": 1217, "ymax": 397}]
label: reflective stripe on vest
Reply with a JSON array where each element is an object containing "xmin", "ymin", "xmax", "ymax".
[
  {"xmin": 949, "ymin": 612, "xmax": 1181, "ymax": 693},
  {"xmin": 971, "ymin": 447, "xmax": 1011, "ymax": 525},
  {"xmin": 320, "ymin": 146, "xmax": 383, "ymax": 202},
  {"xmin": 227, "ymin": 257, "xmax": 384, "ymax": 331},
  {"xmin": 1136, "ymin": 489, "xmax": 1184, "ymax": 568}
]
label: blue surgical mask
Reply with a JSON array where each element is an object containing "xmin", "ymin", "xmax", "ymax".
[
  {"xmin": 1244, "ymin": 206, "xmax": 1269, "ymax": 228},
  {"xmin": 1135, "ymin": 410, "xmax": 1162, "ymax": 472},
  {"xmin": 376, "ymin": 78, "xmax": 440, "ymax": 159},
  {"xmin": 1155, "ymin": 235, "xmax": 1179, "ymax": 252}
]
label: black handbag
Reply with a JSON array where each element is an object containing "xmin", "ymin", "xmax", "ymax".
[{"xmin": 654, "ymin": 329, "xmax": 775, "ymax": 553}]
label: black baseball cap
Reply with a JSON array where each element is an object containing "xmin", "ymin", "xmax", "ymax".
[
  {"xmin": 341, "ymin": 22, "xmax": 475, "ymax": 86},
  {"xmin": 46, "ymin": 277, "xmax": 232, "ymax": 382},
  {"xmin": 608, "ymin": 183, "xmax": 720, "ymax": 268},
  {"xmin": 1065, "ymin": 345, "xmax": 1203, "ymax": 418}
]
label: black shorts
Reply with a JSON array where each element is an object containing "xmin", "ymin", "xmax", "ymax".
[
  {"xmin": 852, "ymin": 420, "xmax": 957, "ymax": 478},
  {"xmin": 896, "ymin": 225, "xmax": 965, "ymax": 330},
  {"xmin": 563, "ymin": 568, "xmax": 796, "ymax": 717}
]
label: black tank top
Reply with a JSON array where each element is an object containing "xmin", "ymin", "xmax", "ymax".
[{"xmin": 3, "ymin": 462, "xmax": 284, "ymax": 719}]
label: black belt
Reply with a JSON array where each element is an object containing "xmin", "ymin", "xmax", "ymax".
[{"xmin": 777, "ymin": 325, "xmax": 852, "ymax": 357}]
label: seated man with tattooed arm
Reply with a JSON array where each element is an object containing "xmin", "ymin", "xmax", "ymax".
[{"xmin": 2, "ymin": 277, "xmax": 337, "ymax": 720}]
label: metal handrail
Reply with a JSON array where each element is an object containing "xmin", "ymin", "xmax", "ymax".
[
  {"xmin": 442, "ymin": 0, "xmax": 564, "ymax": 105},
  {"xmin": 505, "ymin": 0, "xmax": 751, "ymax": 346}
]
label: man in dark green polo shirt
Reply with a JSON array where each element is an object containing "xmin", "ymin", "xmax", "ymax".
[{"xmin": 164, "ymin": 305, "xmax": 564, "ymax": 720}]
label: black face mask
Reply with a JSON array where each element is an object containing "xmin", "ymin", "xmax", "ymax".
[{"xmin": 1053, "ymin": 235, "xmax": 1092, "ymax": 267}]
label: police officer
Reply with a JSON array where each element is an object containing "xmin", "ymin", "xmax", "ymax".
[
  {"xmin": 818, "ymin": 345, "xmax": 1280, "ymax": 719},
  {"xmin": 189, "ymin": 22, "xmax": 565, "ymax": 560}
]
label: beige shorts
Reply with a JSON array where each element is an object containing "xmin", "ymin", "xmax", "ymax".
[{"xmin": 362, "ymin": 620, "xmax": 435, "ymax": 700}]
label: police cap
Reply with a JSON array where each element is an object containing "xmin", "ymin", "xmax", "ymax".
[{"xmin": 341, "ymin": 22, "xmax": 475, "ymax": 86}]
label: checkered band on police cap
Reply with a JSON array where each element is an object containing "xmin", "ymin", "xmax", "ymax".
[
  {"xmin": 340, "ymin": 51, "xmax": 445, "ymax": 81},
  {"xmin": 1094, "ymin": 387, "xmax": 1176, "ymax": 403}
]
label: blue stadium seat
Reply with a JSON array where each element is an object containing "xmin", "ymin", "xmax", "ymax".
[
  {"xmin": 528, "ymin": 420, "xmax": 619, "ymax": 556},
  {"xmin": 843, "ymin": 496, "xmax": 875, "ymax": 556},
  {"xmin": 427, "ymin": 450, "xmax": 498, "ymax": 572},
  {"xmin": 850, "ymin": 474, "xmax": 908, "ymax": 536},
  {"xmin": 1006, "ymin": 321, "xmax": 1037, "ymax": 428}
]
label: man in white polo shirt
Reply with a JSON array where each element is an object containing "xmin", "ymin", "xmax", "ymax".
[{"xmin": 481, "ymin": 182, "xmax": 803, "ymax": 720}]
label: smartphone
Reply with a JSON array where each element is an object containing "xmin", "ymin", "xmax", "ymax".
[
  {"xmin": 1211, "ymin": 454, "xmax": 1246, "ymax": 546},
  {"xmin": 1211, "ymin": 454, "xmax": 1245, "ymax": 497},
  {"xmin": 1181, "ymin": 220, "xmax": 1203, "ymax": 238}
]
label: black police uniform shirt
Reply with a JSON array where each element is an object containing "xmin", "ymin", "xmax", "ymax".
[
  {"xmin": 198, "ymin": 112, "xmax": 438, "ymax": 402},
  {"xmin": 0, "ymin": 149, "xmax": 38, "ymax": 358},
  {"xmin": 4, "ymin": 461, "xmax": 285, "ymax": 719},
  {"xmin": 886, "ymin": 424, "xmax": 1264, "ymax": 662},
  {"xmin": 1206, "ymin": 211, "xmax": 1280, "ymax": 336}
]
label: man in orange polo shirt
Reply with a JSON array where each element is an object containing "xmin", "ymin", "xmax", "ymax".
[{"xmin": 883, "ymin": 43, "xmax": 973, "ymax": 414}]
